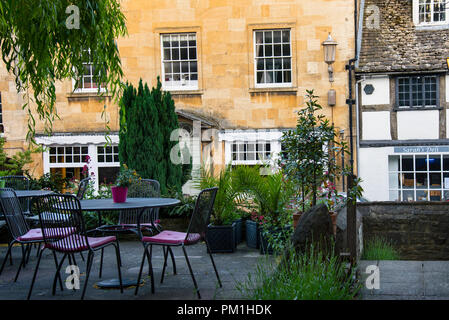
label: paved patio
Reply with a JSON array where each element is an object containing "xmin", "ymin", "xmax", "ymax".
[
  {"xmin": 359, "ymin": 260, "xmax": 449, "ymax": 300},
  {"xmin": 0, "ymin": 240, "xmax": 270, "ymax": 300}
]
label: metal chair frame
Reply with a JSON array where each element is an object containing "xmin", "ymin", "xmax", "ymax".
[
  {"xmin": 75, "ymin": 177, "xmax": 91, "ymax": 200},
  {"xmin": 134, "ymin": 187, "xmax": 221, "ymax": 299},
  {"xmin": 0, "ymin": 176, "xmax": 31, "ymax": 215},
  {"xmin": 0, "ymin": 188, "xmax": 62, "ymax": 286},
  {"xmin": 95, "ymin": 179, "xmax": 176, "ymax": 278},
  {"xmin": 27, "ymin": 193, "xmax": 123, "ymax": 300}
]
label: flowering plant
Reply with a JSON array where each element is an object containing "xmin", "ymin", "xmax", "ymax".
[
  {"xmin": 318, "ymin": 177, "xmax": 345, "ymax": 212},
  {"xmin": 115, "ymin": 164, "xmax": 140, "ymax": 188},
  {"xmin": 250, "ymin": 210, "xmax": 267, "ymax": 225}
]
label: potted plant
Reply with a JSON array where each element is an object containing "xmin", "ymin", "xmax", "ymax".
[
  {"xmin": 232, "ymin": 166, "xmax": 294, "ymax": 254},
  {"xmin": 280, "ymin": 90, "xmax": 350, "ymax": 234},
  {"xmin": 196, "ymin": 165, "xmax": 241, "ymax": 253},
  {"xmin": 244, "ymin": 210, "xmax": 265, "ymax": 249},
  {"xmin": 112, "ymin": 164, "xmax": 140, "ymax": 203}
]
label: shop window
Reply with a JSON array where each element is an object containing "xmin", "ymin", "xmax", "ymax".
[{"xmin": 389, "ymin": 154, "xmax": 449, "ymax": 201}]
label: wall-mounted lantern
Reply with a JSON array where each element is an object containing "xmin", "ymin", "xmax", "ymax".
[{"xmin": 322, "ymin": 33, "xmax": 338, "ymax": 82}]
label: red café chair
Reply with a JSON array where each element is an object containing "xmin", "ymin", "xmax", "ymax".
[
  {"xmin": 134, "ymin": 187, "xmax": 222, "ymax": 299},
  {"xmin": 27, "ymin": 193, "xmax": 123, "ymax": 300}
]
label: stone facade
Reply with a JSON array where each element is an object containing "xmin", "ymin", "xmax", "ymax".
[
  {"xmin": 0, "ymin": 0, "xmax": 356, "ymax": 182},
  {"xmin": 359, "ymin": 202, "xmax": 449, "ymax": 260},
  {"xmin": 358, "ymin": 0, "xmax": 449, "ymax": 73}
]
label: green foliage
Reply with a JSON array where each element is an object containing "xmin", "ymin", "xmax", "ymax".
[
  {"xmin": 0, "ymin": 0, "xmax": 128, "ymax": 143},
  {"xmin": 164, "ymin": 186, "xmax": 197, "ymax": 217},
  {"xmin": 115, "ymin": 164, "xmax": 140, "ymax": 188},
  {"xmin": 195, "ymin": 165, "xmax": 241, "ymax": 226},
  {"xmin": 29, "ymin": 172, "xmax": 69, "ymax": 193},
  {"xmin": 237, "ymin": 245, "xmax": 360, "ymax": 300},
  {"xmin": 280, "ymin": 90, "xmax": 350, "ymax": 211},
  {"xmin": 119, "ymin": 79, "xmax": 190, "ymax": 195},
  {"xmin": 232, "ymin": 166, "xmax": 294, "ymax": 229},
  {"xmin": 0, "ymin": 138, "xmax": 35, "ymax": 176},
  {"xmin": 362, "ymin": 237, "xmax": 400, "ymax": 260}
]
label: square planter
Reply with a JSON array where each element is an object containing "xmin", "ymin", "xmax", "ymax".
[
  {"xmin": 206, "ymin": 224, "xmax": 236, "ymax": 253},
  {"xmin": 245, "ymin": 219, "xmax": 260, "ymax": 249},
  {"xmin": 233, "ymin": 218, "xmax": 243, "ymax": 248}
]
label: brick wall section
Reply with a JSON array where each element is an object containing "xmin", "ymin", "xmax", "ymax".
[{"xmin": 359, "ymin": 202, "xmax": 449, "ymax": 260}]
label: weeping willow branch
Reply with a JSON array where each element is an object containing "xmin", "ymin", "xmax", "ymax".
[{"xmin": 0, "ymin": 0, "xmax": 127, "ymax": 144}]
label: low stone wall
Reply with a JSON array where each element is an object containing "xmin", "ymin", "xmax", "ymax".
[{"xmin": 359, "ymin": 202, "xmax": 449, "ymax": 260}]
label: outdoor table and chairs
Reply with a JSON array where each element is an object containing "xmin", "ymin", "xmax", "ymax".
[
  {"xmin": 78, "ymin": 196, "xmax": 181, "ymax": 286},
  {"xmin": 0, "ymin": 178, "xmax": 221, "ymax": 300}
]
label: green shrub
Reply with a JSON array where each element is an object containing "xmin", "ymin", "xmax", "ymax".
[
  {"xmin": 237, "ymin": 245, "xmax": 360, "ymax": 300},
  {"xmin": 362, "ymin": 237, "xmax": 400, "ymax": 260},
  {"xmin": 29, "ymin": 172, "xmax": 69, "ymax": 193}
]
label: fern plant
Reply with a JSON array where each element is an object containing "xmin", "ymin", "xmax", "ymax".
[{"xmin": 232, "ymin": 166, "xmax": 294, "ymax": 229}]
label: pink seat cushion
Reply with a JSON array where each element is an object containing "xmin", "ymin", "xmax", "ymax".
[
  {"xmin": 45, "ymin": 235, "xmax": 116, "ymax": 252},
  {"xmin": 17, "ymin": 227, "xmax": 75, "ymax": 242},
  {"xmin": 142, "ymin": 230, "xmax": 200, "ymax": 245}
]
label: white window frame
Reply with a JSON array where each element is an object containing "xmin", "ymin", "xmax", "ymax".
[
  {"xmin": 161, "ymin": 33, "xmax": 198, "ymax": 91},
  {"xmin": 388, "ymin": 153, "xmax": 449, "ymax": 201},
  {"xmin": 72, "ymin": 48, "xmax": 107, "ymax": 94},
  {"xmin": 221, "ymin": 129, "xmax": 284, "ymax": 167},
  {"xmin": 253, "ymin": 29, "xmax": 292, "ymax": 89},
  {"xmin": 230, "ymin": 141, "xmax": 273, "ymax": 166},
  {"xmin": 43, "ymin": 143, "xmax": 120, "ymax": 193},
  {"xmin": 413, "ymin": 0, "xmax": 449, "ymax": 26}
]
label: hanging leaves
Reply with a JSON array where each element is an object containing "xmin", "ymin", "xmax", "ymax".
[{"xmin": 0, "ymin": 0, "xmax": 127, "ymax": 143}]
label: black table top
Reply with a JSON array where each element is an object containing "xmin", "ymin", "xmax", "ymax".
[
  {"xmin": 79, "ymin": 197, "xmax": 181, "ymax": 211},
  {"xmin": 14, "ymin": 190, "xmax": 54, "ymax": 198}
]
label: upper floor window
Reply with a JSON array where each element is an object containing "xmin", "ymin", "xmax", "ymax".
[
  {"xmin": 415, "ymin": 0, "xmax": 448, "ymax": 25},
  {"xmin": 254, "ymin": 29, "xmax": 292, "ymax": 88},
  {"xmin": 396, "ymin": 75, "xmax": 439, "ymax": 108},
  {"xmin": 161, "ymin": 33, "xmax": 198, "ymax": 90},
  {"xmin": 73, "ymin": 49, "xmax": 105, "ymax": 93}
]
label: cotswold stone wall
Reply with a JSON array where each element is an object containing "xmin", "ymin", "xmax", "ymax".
[{"xmin": 359, "ymin": 202, "xmax": 449, "ymax": 260}]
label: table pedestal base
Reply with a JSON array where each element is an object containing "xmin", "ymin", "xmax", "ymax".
[{"xmin": 96, "ymin": 278, "xmax": 143, "ymax": 289}]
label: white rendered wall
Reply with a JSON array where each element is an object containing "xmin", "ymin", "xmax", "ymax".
[
  {"xmin": 361, "ymin": 76, "xmax": 390, "ymax": 106},
  {"xmin": 397, "ymin": 110, "xmax": 439, "ymax": 140},
  {"xmin": 358, "ymin": 146, "xmax": 394, "ymax": 201},
  {"xmin": 362, "ymin": 111, "xmax": 391, "ymax": 140}
]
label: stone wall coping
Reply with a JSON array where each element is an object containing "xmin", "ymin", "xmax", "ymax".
[{"xmin": 358, "ymin": 201, "xmax": 449, "ymax": 206}]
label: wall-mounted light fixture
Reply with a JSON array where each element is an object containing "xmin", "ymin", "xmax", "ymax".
[
  {"xmin": 447, "ymin": 57, "xmax": 449, "ymax": 69},
  {"xmin": 322, "ymin": 33, "xmax": 338, "ymax": 82}
]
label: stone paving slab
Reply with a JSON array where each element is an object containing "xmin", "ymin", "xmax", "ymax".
[
  {"xmin": 359, "ymin": 260, "xmax": 449, "ymax": 300},
  {"xmin": 0, "ymin": 240, "xmax": 271, "ymax": 300}
]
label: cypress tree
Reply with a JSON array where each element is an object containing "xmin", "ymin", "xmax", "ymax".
[{"xmin": 118, "ymin": 78, "xmax": 191, "ymax": 194}]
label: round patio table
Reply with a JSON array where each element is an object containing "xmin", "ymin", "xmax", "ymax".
[
  {"xmin": 14, "ymin": 190, "xmax": 54, "ymax": 198},
  {"xmin": 78, "ymin": 197, "xmax": 181, "ymax": 289}
]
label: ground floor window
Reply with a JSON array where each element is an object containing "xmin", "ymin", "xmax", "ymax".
[
  {"xmin": 98, "ymin": 167, "xmax": 120, "ymax": 185},
  {"xmin": 389, "ymin": 153, "xmax": 449, "ymax": 201},
  {"xmin": 44, "ymin": 143, "xmax": 120, "ymax": 192}
]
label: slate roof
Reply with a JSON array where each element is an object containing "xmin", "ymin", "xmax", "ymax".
[{"xmin": 357, "ymin": 0, "xmax": 449, "ymax": 73}]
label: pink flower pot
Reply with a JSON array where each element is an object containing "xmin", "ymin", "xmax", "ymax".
[{"xmin": 111, "ymin": 186, "xmax": 128, "ymax": 203}]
